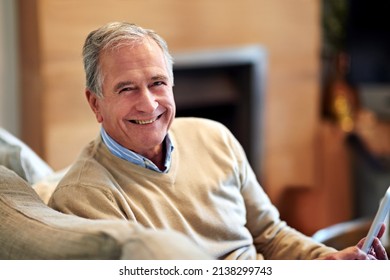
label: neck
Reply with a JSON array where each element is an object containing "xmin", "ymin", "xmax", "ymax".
[{"xmin": 138, "ymin": 142, "xmax": 166, "ymax": 171}]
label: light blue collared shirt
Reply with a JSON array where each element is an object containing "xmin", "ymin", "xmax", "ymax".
[{"xmin": 100, "ymin": 127, "xmax": 174, "ymax": 173}]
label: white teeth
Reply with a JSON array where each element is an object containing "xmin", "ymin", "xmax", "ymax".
[{"xmin": 133, "ymin": 118, "xmax": 156, "ymax": 125}]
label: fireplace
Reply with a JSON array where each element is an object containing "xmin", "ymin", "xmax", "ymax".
[{"xmin": 172, "ymin": 45, "xmax": 267, "ymax": 178}]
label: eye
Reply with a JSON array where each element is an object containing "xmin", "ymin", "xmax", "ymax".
[
  {"xmin": 151, "ymin": 81, "xmax": 166, "ymax": 87},
  {"xmin": 118, "ymin": 86, "xmax": 135, "ymax": 94}
]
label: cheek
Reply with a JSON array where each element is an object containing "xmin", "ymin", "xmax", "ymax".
[
  {"xmin": 169, "ymin": 96, "xmax": 176, "ymax": 115},
  {"xmin": 101, "ymin": 100, "xmax": 132, "ymax": 123},
  {"xmin": 164, "ymin": 91, "xmax": 176, "ymax": 110}
]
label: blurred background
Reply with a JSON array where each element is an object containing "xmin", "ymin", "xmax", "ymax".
[{"xmin": 0, "ymin": 0, "xmax": 389, "ymax": 237}]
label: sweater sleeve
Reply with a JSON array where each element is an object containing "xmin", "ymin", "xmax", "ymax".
[{"xmin": 227, "ymin": 133, "xmax": 336, "ymax": 259}]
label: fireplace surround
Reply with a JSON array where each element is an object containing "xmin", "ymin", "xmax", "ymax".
[{"xmin": 172, "ymin": 45, "xmax": 267, "ymax": 178}]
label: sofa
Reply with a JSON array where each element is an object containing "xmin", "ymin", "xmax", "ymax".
[{"xmin": 0, "ymin": 128, "xmax": 211, "ymax": 260}]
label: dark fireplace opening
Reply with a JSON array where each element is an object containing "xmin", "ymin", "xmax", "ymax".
[{"xmin": 172, "ymin": 46, "xmax": 267, "ymax": 179}]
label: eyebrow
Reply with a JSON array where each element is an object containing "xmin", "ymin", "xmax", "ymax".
[{"xmin": 151, "ymin": 74, "xmax": 169, "ymax": 82}]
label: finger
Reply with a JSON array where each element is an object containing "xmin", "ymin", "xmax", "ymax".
[
  {"xmin": 321, "ymin": 247, "xmax": 369, "ymax": 260},
  {"xmin": 356, "ymin": 238, "xmax": 366, "ymax": 249},
  {"xmin": 357, "ymin": 223, "xmax": 386, "ymax": 250},
  {"xmin": 344, "ymin": 247, "xmax": 369, "ymax": 260},
  {"xmin": 376, "ymin": 223, "xmax": 386, "ymax": 239},
  {"xmin": 371, "ymin": 238, "xmax": 388, "ymax": 260}
]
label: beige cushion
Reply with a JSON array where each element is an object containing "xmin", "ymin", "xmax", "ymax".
[
  {"xmin": 0, "ymin": 128, "xmax": 53, "ymax": 184},
  {"xmin": 0, "ymin": 137, "xmax": 26, "ymax": 180},
  {"xmin": 0, "ymin": 166, "xmax": 211, "ymax": 259}
]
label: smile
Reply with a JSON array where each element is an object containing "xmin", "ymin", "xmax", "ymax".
[{"xmin": 130, "ymin": 114, "xmax": 162, "ymax": 125}]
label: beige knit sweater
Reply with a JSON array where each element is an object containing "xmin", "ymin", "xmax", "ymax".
[{"xmin": 49, "ymin": 117, "xmax": 335, "ymax": 259}]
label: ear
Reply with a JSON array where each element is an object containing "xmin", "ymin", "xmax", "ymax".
[{"xmin": 85, "ymin": 89, "xmax": 103, "ymax": 123}]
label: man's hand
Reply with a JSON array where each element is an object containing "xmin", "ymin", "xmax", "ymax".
[{"xmin": 317, "ymin": 224, "xmax": 388, "ymax": 260}]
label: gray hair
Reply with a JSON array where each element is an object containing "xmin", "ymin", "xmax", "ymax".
[{"xmin": 82, "ymin": 22, "xmax": 174, "ymax": 98}]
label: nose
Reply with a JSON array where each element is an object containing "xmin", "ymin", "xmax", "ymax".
[{"xmin": 135, "ymin": 88, "xmax": 158, "ymax": 113}]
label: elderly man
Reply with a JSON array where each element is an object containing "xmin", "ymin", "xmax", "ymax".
[{"xmin": 49, "ymin": 22, "xmax": 387, "ymax": 260}]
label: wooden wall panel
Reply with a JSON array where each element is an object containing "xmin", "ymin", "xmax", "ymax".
[{"xmin": 19, "ymin": 0, "xmax": 45, "ymax": 155}]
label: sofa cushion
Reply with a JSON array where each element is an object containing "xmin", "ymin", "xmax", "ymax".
[
  {"xmin": 0, "ymin": 166, "xmax": 210, "ymax": 260},
  {"xmin": 0, "ymin": 137, "xmax": 26, "ymax": 180},
  {"xmin": 0, "ymin": 128, "xmax": 53, "ymax": 184}
]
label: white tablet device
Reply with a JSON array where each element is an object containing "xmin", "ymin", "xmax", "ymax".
[{"xmin": 361, "ymin": 186, "xmax": 390, "ymax": 253}]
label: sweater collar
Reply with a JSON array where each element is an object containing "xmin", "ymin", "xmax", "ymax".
[{"xmin": 100, "ymin": 127, "xmax": 174, "ymax": 173}]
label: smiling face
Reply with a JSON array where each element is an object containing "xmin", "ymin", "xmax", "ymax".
[{"xmin": 86, "ymin": 38, "xmax": 175, "ymax": 163}]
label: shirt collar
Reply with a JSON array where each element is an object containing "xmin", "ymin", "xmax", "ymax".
[{"xmin": 100, "ymin": 127, "xmax": 174, "ymax": 173}]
